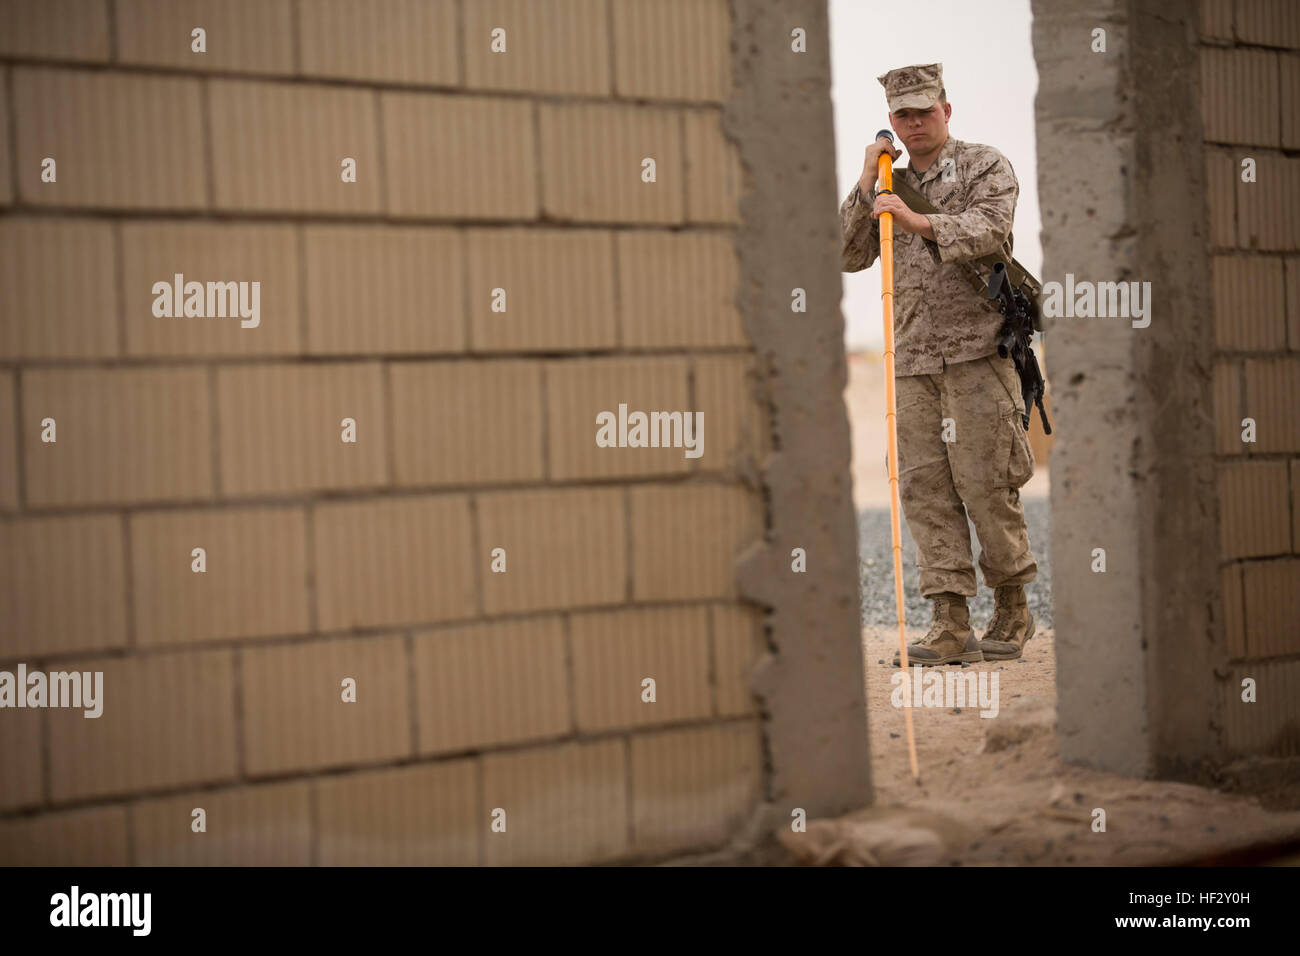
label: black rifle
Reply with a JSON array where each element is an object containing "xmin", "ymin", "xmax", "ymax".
[{"xmin": 987, "ymin": 262, "xmax": 1051, "ymax": 434}]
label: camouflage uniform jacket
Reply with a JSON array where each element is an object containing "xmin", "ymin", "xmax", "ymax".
[{"xmin": 840, "ymin": 135, "xmax": 1019, "ymax": 376}]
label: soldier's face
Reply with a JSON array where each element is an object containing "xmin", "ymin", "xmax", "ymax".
[{"xmin": 889, "ymin": 102, "xmax": 951, "ymax": 155}]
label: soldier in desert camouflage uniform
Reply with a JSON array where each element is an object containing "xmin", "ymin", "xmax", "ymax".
[{"xmin": 841, "ymin": 63, "xmax": 1037, "ymax": 666}]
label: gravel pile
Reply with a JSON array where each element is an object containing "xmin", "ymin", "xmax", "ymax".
[{"xmin": 857, "ymin": 496, "xmax": 1053, "ymax": 631}]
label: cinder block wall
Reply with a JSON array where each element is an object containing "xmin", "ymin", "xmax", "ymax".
[
  {"xmin": 0, "ymin": 0, "xmax": 875, "ymax": 865},
  {"xmin": 1200, "ymin": 0, "xmax": 1300, "ymax": 770}
]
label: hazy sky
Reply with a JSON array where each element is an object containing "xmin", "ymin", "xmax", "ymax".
[{"xmin": 829, "ymin": 0, "xmax": 1040, "ymax": 352}]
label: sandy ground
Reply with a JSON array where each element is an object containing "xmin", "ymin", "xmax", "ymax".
[{"xmin": 860, "ymin": 626, "xmax": 1300, "ymax": 865}]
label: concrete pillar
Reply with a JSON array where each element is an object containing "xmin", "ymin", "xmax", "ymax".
[
  {"xmin": 1033, "ymin": 0, "xmax": 1223, "ymax": 777},
  {"xmin": 725, "ymin": 0, "xmax": 873, "ymax": 816}
]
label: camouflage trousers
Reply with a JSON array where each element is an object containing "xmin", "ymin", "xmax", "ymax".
[{"xmin": 894, "ymin": 353, "xmax": 1038, "ymax": 598}]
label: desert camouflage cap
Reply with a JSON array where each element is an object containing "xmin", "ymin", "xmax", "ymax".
[{"xmin": 877, "ymin": 62, "xmax": 944, "ymax": 112}]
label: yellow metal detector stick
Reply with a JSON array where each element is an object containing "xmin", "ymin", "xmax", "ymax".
[{"xmin": 875, "ymin": 129, "xmax": 921, "ymax": 785}]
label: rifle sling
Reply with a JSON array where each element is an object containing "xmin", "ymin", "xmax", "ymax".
[{"xmin": 888, "ymin": 172, "xmax": 1041, "ymax": 301}]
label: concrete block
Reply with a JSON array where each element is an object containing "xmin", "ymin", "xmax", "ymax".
[
  {"xmin": 130, "ymin": 507, "xmax": 310, "ymax": 647},
  {"xmin": 1237, "ymin": 154, "xmax": 1300, "ymax": 251},
  {"xmin": 482, "ymin": 740, "xmax": 627, "ymax": 864},
  {"xmin": 1235, "ymin": 0, "xmax": 1300, "ymax": 48},
  {"xmin": 712, "ymin": 603, "xmax": 762, "ymax": 717},
  {"xmin": 383, "ymin": 92, "xmax": 536, "ymax": 219},
  {"xmin": 22, "ymin": 367, "xmax": 212, "ymax": 507},
  {"xmin": 545, "ymin": 357, "xmax": 692, "ymax": 480},
  {"xmin": 0, "ymin": 807, "xmax": 128, "ymax": 866},
  {"xmin": 48, "ymin": 649, "xmax": 237, "ymax": 802},
  {"xmin": 1282, "ymin": 55, "xmax": 1300, "ymax": 149},
  {"xmin": 1241, "ymin": 558, "xmax": 1300, "ymax": 658},
  {"xmin": 1219, "ymin": 459, "xmax": 1291, "ymax": 559},
  {"xmin": 1198, "ymin": 0, "xmax": 1233, "ymax": 40},
  {"xmin": 1200, "ymin": 48, "xmax": 1279, "ymax": 146},
  {"xmin": 0, "ymin": 75, "xmax": 9, "ymax": 207},
  {"xmin": 630, "ymin": 484, "xmax": 762, "ymax": 600},
  {"xmin": 0, "ymin": 372, "xmax": 17, "ymax": 509},
  {"xmin": 116, "ymin": 0, "xmax": 293, "ymax": 74},
  {"xmin": 317, "ymin": 760, "xmax": 479, "ymax": 865},
  {"xmin": 1220, "ymin": 562, "xmax": 1246, "ymax": 658},
  {"xmin": 133, "ymin": 780, "xmax": 311, "ymax": 865},
  {"xmin": 569, "ymin": 605, "xmax": 712, "ymax": 731},
  {"xmin": 693, "ymin": 353, "xmax": 766, "ymax": 473},
  {"xmin": 121, "ymin": 221, "xmax": 300, "ymax": 357},
  {"xmin": 1213, "ymin": 360, "xmax": 1243, "ymax": 455},
  {"xmin": 1205, "ymin": 148, "xmax": 1237, "ymax": 250},
  {"xmin": 12, "ymin": 67, "xmax": 206, "ymax": 209},
  {"xmin": 0, "ymin": 218, "xmax": 117, "ymax": 359},
  {"xmin": 1243, "ymin": 356, "xmax": 1300, "ymax": 451},
  {"xmin": 540, "ymin": 102, "xmax": 683, "ymax": 223},
  {"xmin": 0, "ymin": 514, "xmax": 128, "ymax": 660},
  {"xmin": 612, "ymin": 0, "xmax": 730, "ymax": 102},
  {"xmin": 1293, "ymin": 460, "xmax": 1300, "ymax": 549},
  {"xmin": 209, "ymin": 79, "xmax": 381, "ymax": 214},
  {"xmin": 0, "ymin": 0, "xmax": 110, "ymax": 61},
  {"xmin": 630, "ymin": 721, "xmax": 761, "ymax": 855},
  {"xmin": 304, "ymin": 225, "xmax": 464, "ymax": 355},
  {"xmin": 0, "ymin": 707, "xmax": 43, "ymax": 811},
  {"xmin": 476, "ymin": 487, "xmax": 626, "ymax": 614},
  {"xmin": 216, "ymin": 362, "xmax": 386, "ymax": 496},
  {"xmin": 684, "ymin": 108, "xmax": 741, "ymax": 223},
  {"xmin": 1221, "ymin": 658, "xmax": 1300, "ymax": 757},
  {"xmin": 313, "ymin": 496, "xmax": 476, "ymax": 630},
  {"xmin": 240, "ymin": 634, "xmax": 410, "ymax": 776},
  {"xmin": 617, "ymin": 232, "xmax": 745, "ymax": 349},
  {"xmin": 464, "ymin": 0, "xmax": 609, "ymax": 95},
  {"xmin": 1212, "ymin": 254, "xmax": 1286, "ymax": 350},
  {"xmin": 466, "ymin": 229, "xmax": 617, "ymax": 352},
  {"xmin": 1287, "ymin": 258, "xmax": 1300, "ymax": 348},
  {"xmin": 390, "ymin": 361, "xmax": 544, "ymax": 487},
  {"xmin": 299, "ymin": 0, "xmax": 458, "ymax": 85},
  {"xmin": 413, "ymin": 617, "xmax": 569, "ymax": 754}
]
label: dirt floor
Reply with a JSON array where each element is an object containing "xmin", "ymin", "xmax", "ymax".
[{"xmin": 857, "ymin": 625, "xmax": 1300, "ymax": 866}]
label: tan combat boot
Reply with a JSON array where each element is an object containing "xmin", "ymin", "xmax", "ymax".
[
  {"xmin": 892, "ymin": 593, "xmax": 983, "ymax": 667},
  {"xmin": 978, "ymin": 585, "xmax": 1036, "ymax": 660}
]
